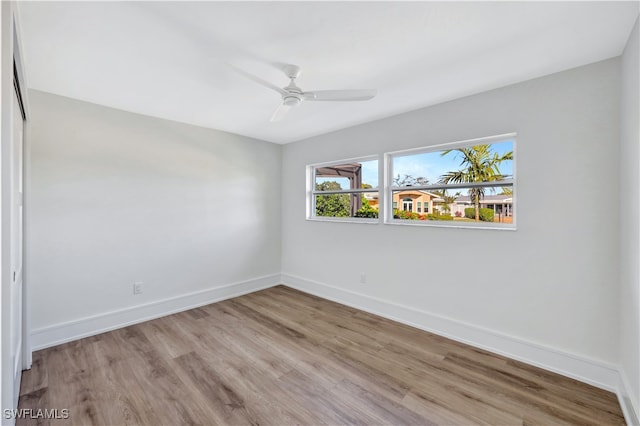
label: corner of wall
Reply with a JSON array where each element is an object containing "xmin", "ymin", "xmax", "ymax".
[
  {"xmin": 619, "ymin": 13, "xmax": 640, "ymax": 425},
  {"xmin": 619, "ymin": 367, "xmax": 640, "ymax": 426}
]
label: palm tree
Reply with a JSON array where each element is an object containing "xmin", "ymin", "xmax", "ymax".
[
  {"xmin": 439, "ymin": 145, "xmax": 513, "ymax": 222},
  {"xmin": 433, "ymin": 189, "xmax": 460, "ymax": 215}
]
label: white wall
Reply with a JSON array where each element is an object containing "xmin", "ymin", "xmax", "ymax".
[
  {"xmin": 19, "ymin": 32, "xmax": 637, "ymax": 421},
  {"xmin": 620, "ymin": 16, "xmax": 640, "ymax": 422},
  {"xmin": 282, "ymin": 59, "xmax": 621, "ymax": 372},
  {"xmin": 26, "ymin": 90, "xmax": 282, "ymax": 346}
]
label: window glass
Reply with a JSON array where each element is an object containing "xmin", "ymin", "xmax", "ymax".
[
  {"xmin": 388, "ymin": 138, "xmax": 514, "ymax": 227},
  {"xmin": 314, "ymin": 160, "xmax": 378, "ymax": 191},
  {"xmin": 309, "ymin": 158, "xmax": 379, "ymax": 220}
]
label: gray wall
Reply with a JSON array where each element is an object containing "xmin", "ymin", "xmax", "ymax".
[
  {"xmin": 620, "ymin": 16, "xmax": 640, "ymax": 418},
  {"xmin": 26, "ymin": 90, "xmax": 282, "ymax": 331},
  {"xmin": 282, "ymin": 59, "xmax": 621, "ymax": 365}
]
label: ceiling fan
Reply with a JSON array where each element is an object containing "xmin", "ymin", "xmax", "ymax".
[{"xmin": 232, "ymin": 64, "xmax": 377, "ymax": 122}]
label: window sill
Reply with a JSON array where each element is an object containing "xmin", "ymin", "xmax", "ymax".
[
  {"xmin": 384, "ymin": 219, "xmax": 516, "ymax": 231},
  {"xmin": 306, "ymin": 217, "xmax": 379, "ymax": 225}
]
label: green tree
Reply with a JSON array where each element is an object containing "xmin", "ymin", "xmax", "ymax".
[
  {"xmin": 315, "ymin": 181, "xmax": 350, "ymax": 217},
  {"xmin": 355, "ymin": 197, "xmax": 379, "ymax": 218},
  {"xmin": 439, "ymin": 145, "xmax": 512, "ymax": 222},
  {"xmin": 354, "ymin": 183, "xmax": 379, "ymax": 218}
]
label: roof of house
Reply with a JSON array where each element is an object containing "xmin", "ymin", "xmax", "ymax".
[{"xmin": 394, "ymin": 189, "xmax": 442, "ymax": 199}]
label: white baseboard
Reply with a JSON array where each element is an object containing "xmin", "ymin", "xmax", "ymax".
[
  {"xmin": 618, "ymin": 368, "xmax": 640, "ymax": 426},
  {"xmin": 281, "ymin": 273, "xmax": 620, "ymax": 391},
  {"xmin": 31, "ymin": 274, "xmax": 281, "ymax": 351}
]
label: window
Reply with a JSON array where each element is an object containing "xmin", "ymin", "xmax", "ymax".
[
  {"xmin": 385, "ymin": 134, "xmax": 515, "ymax": 228},
  {"xmin": 308, "ymin": 157, "xmax": 379, "ymax": 221}
]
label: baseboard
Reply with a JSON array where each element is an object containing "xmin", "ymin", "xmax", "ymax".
[
  {"xmin": 618, "ymin": 368, "xmax": 640, "ymax": 426},
  {"xmin": 31, "ymin": 274, "xmax": 281, "ymax": 350},
  {"xmin": 281, "ymin": 273, "xmax": 620, "ymax": 392}
]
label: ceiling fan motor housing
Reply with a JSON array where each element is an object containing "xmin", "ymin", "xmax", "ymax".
[{"xmin": 283, "ymin": 95, "xmax": 301, "ymax": 106}]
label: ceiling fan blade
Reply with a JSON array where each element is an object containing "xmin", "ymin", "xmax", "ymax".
[
  {"xmin": 303, "ymin": 89, "xmax": 377, "ymax": 102},
  {"xmin": 270, "ymin": 103, "xmax": 292, "ymax": 122},
  {"xmin": 226, "ymin": 63, "xmax": 287, "ymax": 96}
]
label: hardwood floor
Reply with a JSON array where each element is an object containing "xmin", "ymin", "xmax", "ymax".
[{"xmin": 18, "ymin": 285, "xmax": 625, "ymax": 425}]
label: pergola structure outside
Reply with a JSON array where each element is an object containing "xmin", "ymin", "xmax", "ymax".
[{"xmin": 315, "ymin": 163, "xmax": 362, "ymax": 216}]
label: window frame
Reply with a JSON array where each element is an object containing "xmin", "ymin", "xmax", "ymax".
[
  {"xmin": 306, "ymin": 155, "xmax": 381, "ymax": 224},
  {"xmin": 384, "ymin": 133, "xmax": 517, "ymax": 230}
]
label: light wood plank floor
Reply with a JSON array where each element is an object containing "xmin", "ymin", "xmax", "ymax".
[{"xmin": 18, "ymin": 285, "xmax": 624, "ymax": 425}]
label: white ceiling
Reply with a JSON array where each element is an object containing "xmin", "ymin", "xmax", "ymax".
[{"xmin": 17, "ymin": 1, "xmax": 639, "ymax": 144}]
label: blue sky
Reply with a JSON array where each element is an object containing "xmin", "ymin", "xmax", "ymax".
[
  {"xmin": 390, "ymin": 140, "xmax": 513, "ymax": 186},
  {"xmin": 316, "ymin": 141, "xmax": 513, "ymax": 190}
]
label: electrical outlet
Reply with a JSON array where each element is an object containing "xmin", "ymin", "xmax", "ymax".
[
  {"xmin": 133, "ymin": 282, "xmax": 143, "ymax": 295},
  {"xmin": 359, "ymin": 273, "xmax": 367, "ymax": 284}
]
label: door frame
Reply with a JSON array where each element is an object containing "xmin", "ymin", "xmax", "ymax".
[
  {"xmin": 12, "ymin": 3, "xmax": 29, "ymax": 375},
  {"xmin": 1, "ymin": 1, "xmax": 30, "ymax": 419}
]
